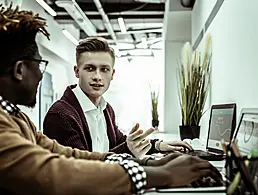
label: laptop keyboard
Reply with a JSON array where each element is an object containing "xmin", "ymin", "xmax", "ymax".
[
  {"xmin": 186, "ymin": 150, "xmax": 226, "ymax": 161},
  {"xmin": 191, "ymin": 176, "xmax": 225, "ymax": 188},
  {"xmin": 154, "ymin": 150, "xmax": 225, "ymax": 161},
  {"xmin": 187, "ymin": 150, "xmax": 216, "ymax": 156}
]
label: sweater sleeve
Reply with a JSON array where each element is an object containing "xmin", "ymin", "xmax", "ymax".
[
  {"xmin": 43, "ymin": 110, "xmax": 87, "ymax": 150},
  {"xmin": 0, "ymin": 111, "xmax": 132, "ymax": 195},
  {"xmin": 36, "ymin": 132, "xmax": 113, "ymax": 161}
]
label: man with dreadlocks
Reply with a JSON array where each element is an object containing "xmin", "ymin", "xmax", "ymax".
[{"xmin": 0, "ymin": 4, "xmax": 222, "ymax": 195}]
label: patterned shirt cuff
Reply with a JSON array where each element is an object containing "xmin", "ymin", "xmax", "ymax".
[{"xmin": 105, "ymin": 154, "xmax": 147, "ymax": 194}]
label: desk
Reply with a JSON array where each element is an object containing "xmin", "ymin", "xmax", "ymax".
[
  {"xmin": 144, "ymin": 188, "xmax": 226, "ymax": 195},
  {"xmin": 145, "ymin": 192, "xmax": 225, "ymax": 195}
]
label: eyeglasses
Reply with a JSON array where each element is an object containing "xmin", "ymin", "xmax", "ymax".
[
  {"xmin": 31, "ymin": 59, "xmax": 49, "ymax": 74},
  {"xmin": 0, "ymin": 58, "xmax": 49, "ymax": 76}
]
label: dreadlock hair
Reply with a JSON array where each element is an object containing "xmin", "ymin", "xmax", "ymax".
[
  {"xmin": 0, "ymin": 3, "xmax": 50, "ymax": 75},
  {"xmin": 76, "ymin": 36, "xmax": 115, "ymax": 66}
]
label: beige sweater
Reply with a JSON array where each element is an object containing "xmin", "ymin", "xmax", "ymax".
[{"xmin": 0, "ymin": 108, "xmax": 131, "ymax": 195}]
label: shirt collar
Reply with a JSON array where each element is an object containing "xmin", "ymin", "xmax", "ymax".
[
  {"xmin": 72, "ymin": 85, "xmax": 107, "ymax": 113},
  {"xmin": 0, "ymin": 95, "xmax": 20, "ymax": 115}
]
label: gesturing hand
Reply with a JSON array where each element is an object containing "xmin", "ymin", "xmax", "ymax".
[{"xmin": 126, "ymin": 123, "xmax": 155, "ymax": 158}]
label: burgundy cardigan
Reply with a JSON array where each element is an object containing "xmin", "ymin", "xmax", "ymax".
[{"xmin": 43, "ymin": 85, "xmax": 158, "ymax": 155}]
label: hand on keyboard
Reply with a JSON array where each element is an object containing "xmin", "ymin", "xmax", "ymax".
[{"xmin": 161, "ymin": 154, "xmax": 223, "ymax": 187}]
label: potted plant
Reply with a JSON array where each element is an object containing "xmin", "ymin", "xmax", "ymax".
[
  {"xmin": 151, "ymin": 90, "xmax": 159, "ymax": 129},
  {"xmin": 177, "ymin": 34, "xmax": 212, "ymax": 140}
]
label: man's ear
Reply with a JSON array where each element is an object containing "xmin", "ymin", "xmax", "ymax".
[
  {"xmin": 13, "ymin": 61, "xmax": 24, "ymax": 81},
  {"xmin": 111, "ymin": 69, "xmax": 115, "ymax": 80},
  {"xmin": 74, "ymin": 65, "xmax": 79, "ymax": 78}
]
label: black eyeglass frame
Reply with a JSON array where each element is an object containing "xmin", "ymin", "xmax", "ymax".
[
  {"xmin": 30, "ymin": 58, "xmax": 49, "ymax": 74},
  {"xmin": 0, "ymin": 58, "xmax": 49, "ymax": 75}
]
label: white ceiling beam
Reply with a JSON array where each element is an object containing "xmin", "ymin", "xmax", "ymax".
[
  {"xmin": 55, "ymin": 0, "xmax": 97, "ymax": 36},
  {"xmin": 97, "ymin": 28, "xmax": 163, "ymax": 36}
]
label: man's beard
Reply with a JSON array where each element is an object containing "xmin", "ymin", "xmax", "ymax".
[{"xmin": 26, "ymin": 96, "xmax": 36, "ymax": 108}]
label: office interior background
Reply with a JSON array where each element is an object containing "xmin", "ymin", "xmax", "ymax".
[{"xmin": 2, "ymin": 0, "xmax": 258, "ymax": 140}]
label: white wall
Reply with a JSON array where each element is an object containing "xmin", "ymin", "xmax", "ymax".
[
  {"xmin": 163, "ymin": 5, "xmax": 191, "ymax": 134},
  {"xmin": 191, "ymin": 0, "xmax": 217, "ymax": 43},
  {"xmin": 164, "ymin": 41, "xmax": 185, "ymax": 134},
  {"xmin": 38, "ymin": 45, "xmax": 76, "ymax": 96},
  {"xmin": 165, "ymin": 11, "xmax": 192, "ymax": 42},
  {"xmin": 192, "ymin": 0, "xmax": 258, "ymax": 138}
]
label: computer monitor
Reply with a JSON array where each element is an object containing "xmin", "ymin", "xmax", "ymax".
[
  {"xmin": 206, "ymin": 104, "xmax": 236, "ymax": 153},
  {"xmin": 233, "ymin": 108, "xmax": 258, "ymax": 155}
]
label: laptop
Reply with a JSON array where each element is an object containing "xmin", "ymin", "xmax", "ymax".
[
  {"xmin": 232, "ymin": 108, "xmax": 258, "ymax": 155},
  {"xmin": 156, "ymin": 105, "xmax": 237, "ymax": 193},
  {"xmin": 228, "ymin": 108, "xmax": 258, "ymax": 193},
  {"xmin": 187, "ymin": 103, "xmax": 237, "ymax": 161}
]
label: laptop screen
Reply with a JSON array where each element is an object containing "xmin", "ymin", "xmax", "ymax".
[
  {"xmin": 207, "ymin": 107, "xmax": 235, "ymax": 151},
  {"xmin": 235, "ymin": 112, "xmax": 258, "ymax": 155}
]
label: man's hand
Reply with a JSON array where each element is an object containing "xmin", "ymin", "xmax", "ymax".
[
  {"xmin": 144, "ymin": 154, "xmax": 222, "ymax": 189},
  {"xmin": 126, "ymin": 123, "xmax": 155, "ymax": 158},
  {"xmin": 145, "ymin": 153, "xmax": 183, "ymax": 166},
  {"xmin": 157, "ymin": 140, "xmax": 193, "ymax": 152},
  {"xmin": 163, "ymin": 155, "xmax": 222, "ymax": 187}
]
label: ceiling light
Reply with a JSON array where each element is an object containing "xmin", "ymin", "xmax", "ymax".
[
  {"xmin": 62, "ymin": 29, "xmax": 79, "ymax": 45},
  {"xmin": 135, "ymin": 37, "xmax": 163, "ymax": 48},
  {"xmin": 119, "ymin": 51, "xmax": 128, "ymax": 56},
  {"xmin": 141, "ymin": 37, "xmax": 148, "ymax": 49},
  {"xmin": 116, "ymin": 43, "xmax": 135, "ymax": 50},
  {"xmin": 36, "ymin": 0, "xmax": 57, "ymax": 17},
  {"xmin": 118, "ymin": 17, "xmax": 127, "ymax": 34},
  {"xmin": 128, "ymin": 49, "xmax": 152, "ymax": 56}
]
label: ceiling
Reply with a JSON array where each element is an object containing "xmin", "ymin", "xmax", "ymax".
[{"xmin": 45, "ymin": 0, "xmax": 194, "ymax": 57}]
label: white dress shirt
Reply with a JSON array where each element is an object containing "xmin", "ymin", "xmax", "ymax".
[{"xmin": 72, "ymin": 85, "xmax": 109, "ymax": 152}]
